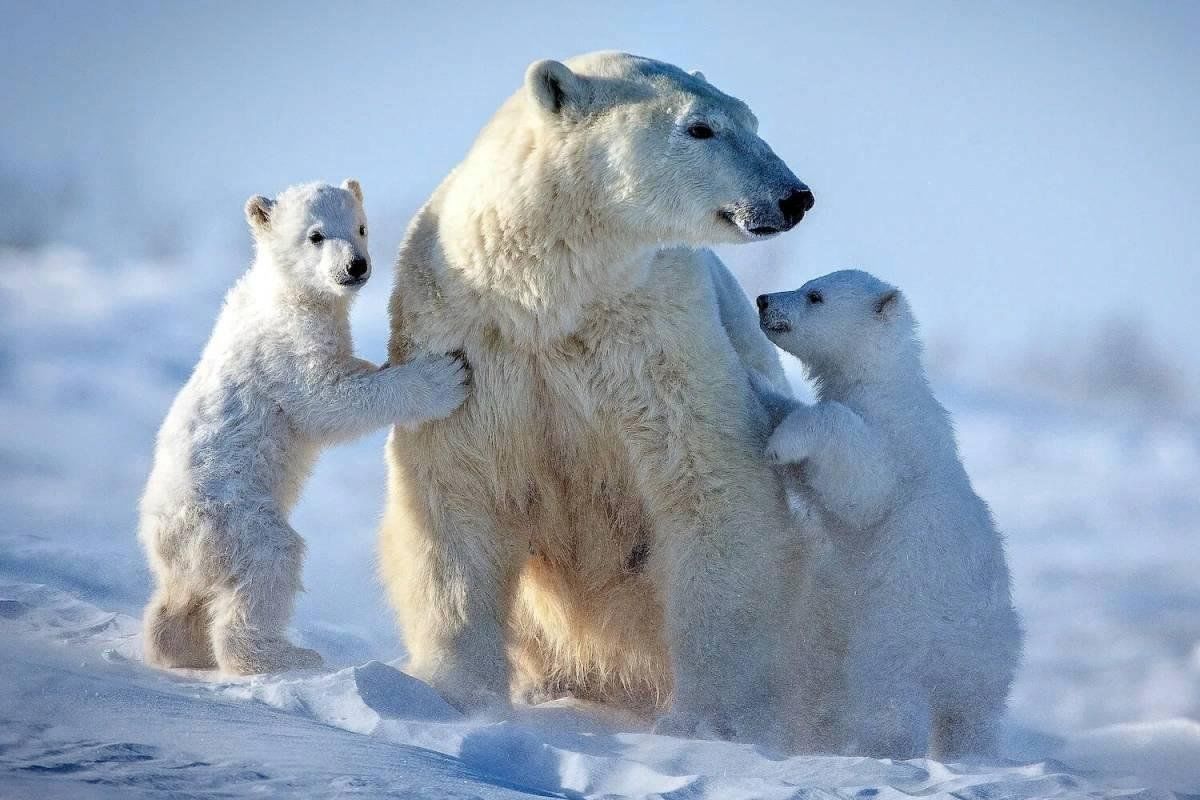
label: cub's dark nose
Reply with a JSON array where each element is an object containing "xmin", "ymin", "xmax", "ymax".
[
  {"xmin": 778, "ymin": 185, "xmax": 815, "ymax": 229},
  {"xmin": 348, "ymin": 257, "xmax": 369, "ymax": 279},
  {"xmin": 756, "ymin": 294, "xmax": 769, "ymax": 312}
]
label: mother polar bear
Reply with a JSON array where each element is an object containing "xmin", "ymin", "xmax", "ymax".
[{"xmin": 380, "ymin": 51, "xmax": 818, "ymax": 746}]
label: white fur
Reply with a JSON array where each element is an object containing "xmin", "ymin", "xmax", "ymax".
[
  {"xmin": 378, "ymin": 52, "xmax": 820, "ymax": 748},
  {"xmin": 139, "ymin": 181, "xmax": 470, "ymax": 675},
  {"xmin": 757, "ymin": 270, "xmax": 1023, "ymax": 759}
]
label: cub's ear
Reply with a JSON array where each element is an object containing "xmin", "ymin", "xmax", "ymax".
[
  {"xmin": 341, "ymin": 178, "xmax": 363, "ymax": 203},
  {"xmin": 691, "ymin": 69, "xmax": 707, "ymax": 83},
  {"xmin": 244, "ymin": 195, "xmax": 274, "ymax": 232},
  {"xmin": 525, "ymin": 59, "xmax": 587, "ymax": 115},
  {"xmin": 874, "ymin": 289, "xmax": 901, "ymax": 317}
]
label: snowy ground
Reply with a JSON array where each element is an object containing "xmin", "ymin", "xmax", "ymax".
[{"xmin": 2, "ymin": 245, "xmax": 1199, "ymax": 798}]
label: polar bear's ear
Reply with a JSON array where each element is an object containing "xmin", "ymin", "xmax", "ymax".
[
  {"xmin": 874, "ymin": 289, "xmax": 901, "ymax": 317},
  {"xmin": 341, "ymin": 178, "xmax": 363, "ymax": 204},
  {"xmin": 691, "ymin": 69, "xmax": 707, "ymax": 83},
  {"xmin": 525, "ymin": 59, "xmax": 587, "ymax": 116},
  {"xmin": 245, "ymin": 195, "xmax": 274, "ymax": 232}
]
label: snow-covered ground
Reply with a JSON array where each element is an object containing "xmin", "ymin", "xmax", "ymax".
[{"xmin": 2, "ymin": 245, "xmax": 1198, "ymax": 798}]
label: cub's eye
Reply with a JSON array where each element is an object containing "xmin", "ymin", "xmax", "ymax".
[
  {"xmin": 308, "ymin": 231, "xmax": 325, "ymax": 245},
  {"xmin": 806, "ymin": 290, "xmax": 824, "ymax": 304},
  {"xmin": 686, "ymin": 123, "xmax": 714, "ymax": 140},
  {"xmin": 359, "ymin": 225, "xmax": 366, "ymax": 237}
]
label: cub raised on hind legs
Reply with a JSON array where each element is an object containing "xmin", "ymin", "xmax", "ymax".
[
  {"xmin": 756, "ymin": 270, "xmax": 1022, "ymax": 760},
  {"xmin": 139, "ymin": 180, "xmax": 470, "ymax": 675}
]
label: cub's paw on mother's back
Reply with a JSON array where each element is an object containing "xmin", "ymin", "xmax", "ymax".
[
  {"xmin": 392, "ymin": 351, "xmax": 473, "ymax": 428},
  {"xmin": 764, "ymin": 406, "xmax": 819, "ymax": 465}
]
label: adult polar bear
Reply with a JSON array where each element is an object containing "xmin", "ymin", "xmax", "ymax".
[{"xmin": 380, "ymin": 52, "xmax": 814, "ymax": 745}]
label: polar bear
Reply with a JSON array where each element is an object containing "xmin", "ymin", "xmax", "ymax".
[
  {"xmin": 379, "ymin": 52, "xmax": 817, "ymax": 746},
  {"xmin": 755, "ymin": 269, "xmax": 1023, "ymax": 759},
  {"xmin": 139, "ymin": 180, "xmax": 471, "ymax": 675}
]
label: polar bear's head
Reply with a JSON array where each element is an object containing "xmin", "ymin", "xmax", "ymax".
[
  {"xmin": 515, "ymin": 52, "xmax": 812, "ymax": 247},
  {"xmin": 757, "ymin": 270, "xmax": 919, "ymax": 381},
  {"xmin": 245, "ymin": 180, "xmax": 370, "ymax": 297}
]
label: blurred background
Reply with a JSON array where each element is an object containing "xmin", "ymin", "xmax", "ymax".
[{"xmin": 1, "ymin": 0, "xmax": 1197, "ymax": 747}]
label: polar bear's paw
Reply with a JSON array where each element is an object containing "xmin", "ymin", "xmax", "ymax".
[
  {"xmin": 408, "ymin": 663, "xmax": 510, "ymax": 716},
  {"xmin": 217, "ymin": 640, "xmax": 323, "ymax": 676},
  {"xmin": 396, "ymin": 353, "xmax": 472, "ymax": 428},
  {"xmin": 652, "ymin": 710, "xmax": 701, "ymax": 738},
  {"xmin": 765, "ymin": 407, "xmax": 817, "ymax": 465},
  {"xmin": 652, "ymin": 709, "xmax": 737, "ymax": 741},
  {"xmin": 764, "ymin": 430, "xmax": 808, "ymax": 466},
  {"xmin": 277, "ymin": 645, "xmax": 324, "ymax": 670}
]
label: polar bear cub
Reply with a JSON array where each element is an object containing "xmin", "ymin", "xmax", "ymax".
[
  {"xmin": 139, "ymin": 180, "xmax": 471, "ymax": 675},
  {"xmin": 755, "ymin": 269, "xmax": 1021, "ymax": 760}
]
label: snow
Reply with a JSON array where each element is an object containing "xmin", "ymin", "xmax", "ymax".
[{"xmin": 2, "ymin": 245, "xmax": 1198, "ymax": 798}]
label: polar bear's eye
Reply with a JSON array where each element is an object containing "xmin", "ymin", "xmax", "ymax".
[
  {"xmin": 806, "ymin": 290, "xmax": 823, "ymax": 304},
  {"xmin": 686, "ymin": 123, "xmax": 715, "ymax": 140},
  {"xmin": 308, "ymin": 231, "xmax": 325, "ymax": 245},
  {"xmin": 359, "ymin": 225, "xmax": 366, "ymax": 237}
]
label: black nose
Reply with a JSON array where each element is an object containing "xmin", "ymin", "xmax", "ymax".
[
  {"xmin": 348, "ymin": 257, "xmax": 369, "ymax": 278},
  {"xmin": 756, "ymin": 294, "xmax": 769, "ymax": 312},
  {"xmin": 778, "ymin": 186, "xmax": 815, "ymax": 228}
]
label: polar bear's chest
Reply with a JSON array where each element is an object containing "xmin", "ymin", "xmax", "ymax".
[{"xmin": 475, "ymin": 342, "xmax": 655, "ymax": 574}]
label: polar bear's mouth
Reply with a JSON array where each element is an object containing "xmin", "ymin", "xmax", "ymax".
[
  {"xmin": 761, "ymin": 319, "xmax": 792, "ymax": 333},
  {"xmin": 718, "ymin": 209, "xmax": 782, "ymax": 240}
]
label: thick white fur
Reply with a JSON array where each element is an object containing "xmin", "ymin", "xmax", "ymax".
[
  {"xmin": 139, "ymin": 181, "xmax": 469, "ymax": 675},
  {"xmin": 757, "ymin": 269, "xmax": 1023, "ymax": 759},
  {"xmin": 379, "ymin": 52, "xmax": 819, "ymax": 747}
]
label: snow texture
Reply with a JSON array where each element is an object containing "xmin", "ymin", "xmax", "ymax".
[{"xmin": 1, "ymin": 246, "xmax": 1198, "ymax": 797}]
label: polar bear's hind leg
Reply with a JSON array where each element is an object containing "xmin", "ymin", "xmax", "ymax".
[
  {"xmin": 207, "ymin": 513, "xmax": 320, "ymax": 675},
  {"xmin": 142, "ymin": 587, "xmax": 216, "ymax": 669}
]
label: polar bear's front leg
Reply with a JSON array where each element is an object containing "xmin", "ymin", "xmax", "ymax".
[
  {"xmin": 379, "ymin": 444, "xmax": 521, "ymax": 713},
  {"xmin": 285, "ymin": 354, "xmax": 471, "ymax": 444},
  {"xmin": 621, "ymin": 389, "xmax": 800, "ymax": 747},
  {"xmin": 649, "ymin": 501, "xmax": 797, "ymax": 746},
  {"xmin": 764, "ymin": 403, "xmax": 820, "ymax": 464},
  {"xmin": 768, "ymin": 401, "xmax": 899, "ymax": 531}
]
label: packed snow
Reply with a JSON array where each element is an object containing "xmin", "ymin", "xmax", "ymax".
[{"xmin": 2, "ymin": 245, "xmax": 1198, "ymax": 797}]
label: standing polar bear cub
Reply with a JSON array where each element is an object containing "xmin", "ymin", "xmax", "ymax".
[
  {"xmin": 139, "ymin": 180, "xmax": 470, "ymax": 675},
  {"xmin": 380, "ymin": 51, "xmax": 817, "ymax": 746},
  {"xmin": 757, "ymin": 270, "xmax": 1022, "ymax": 759}
]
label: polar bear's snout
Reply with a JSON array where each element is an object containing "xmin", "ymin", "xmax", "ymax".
[
  {"xmin": 756, "ymin": 292, "xmax": 794, "ymax": 333},
  {"xmin": 337, "ymin": 255, "xmax": 371, "ymax": 287},
  {"xmin": 778, "ymin": 185, "xmax": 815, "ymax": 229},
  {"xmin": 721, "ymin": 182, "xmax": 814, "ymax": 239}
]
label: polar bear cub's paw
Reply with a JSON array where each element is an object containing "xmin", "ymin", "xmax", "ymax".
[
  {"xmin": 218, "ymin": 638, "xmax": 324, "ymax": 676},
  {"xmin": 764, "ymin": 406, "xmax": 818, "ymax": 465},
  {"xmin": 394, "ymin": 352, "xmax": 472, "ymax": 427}
]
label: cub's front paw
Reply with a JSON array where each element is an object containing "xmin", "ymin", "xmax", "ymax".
[
  {"xmin": 765, "ymin": 426, "xmax": 809, "ymax": 465},
  {"xmin": 400, "ymin": 352, "xmax": 472, "ymax": 426}
]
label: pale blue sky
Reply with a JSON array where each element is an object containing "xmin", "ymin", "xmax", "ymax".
[{"xmin": 3, "ymin": 1, "xmax": 1198, "ymax": 364}]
